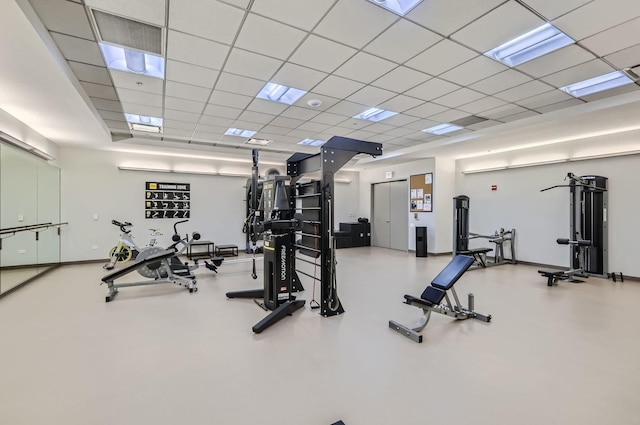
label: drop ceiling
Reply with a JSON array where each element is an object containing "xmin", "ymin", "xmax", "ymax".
[{"xmin": 5, "ymin": 0, "xmax": 640, "ymax": 162}]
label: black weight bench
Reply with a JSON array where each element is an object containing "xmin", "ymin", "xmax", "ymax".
[
  {"xmin": 458, "ymin": 247, "xmax": 493, "ymax": 268},
  {"xmin": 101, "ymin": 249, "xmax": 197, "ymax": 302},
  {"xmin": 538, "ymin": 269, "xmax": 567, "ymax": 286},
  {"xmin": 215, "ymin": 244, "xmax": 238, "ymax": 257},
  {"xmin": 389, "ymin": 255, "xmax": 492, "ymax": 343}
]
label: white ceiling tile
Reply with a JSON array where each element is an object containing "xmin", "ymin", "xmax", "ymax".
[
  {"xmin": 223, "ymin": 49, "xmax": 283, "ymax": 80},
  {"xmin": 457, "ymin": 96, "xmax": 508, "ymax": 114},
  {"xmin": 334, "ymin": 52, "xmax": 397, "ymax": 84},
  {"xmin": 164, "ymin": 109, "xmax": 201, "ymax": 123},
  {"xmin": 405, "ymin": 78, "xmax": 460, "ymax": 101},
  {"xmin": 215, "ymin": 72, "xmax": 265, "ymax": 96},
  {"xmin": 378, "ymin": 95, "xmax": 424, "ymax": 113},
  {"xmin": 221, "ymin": 0, "xmax": 251, "ymax": 8},
  {"xmin": 364, "ymin": 19, "xmax": 442, "ymax": 64},
  {"xmin": 30, "ymin": 0, "xmax": 94, "ymax": 39},
  {"xmin": 433, "ymin": 88, "xmax": 485, "ymax": 108},
  {"xmin": 197, "ymin": 115, "xmax": 235, "ymax": 127},
  {"xmin": 120, "ymin": 103, "xmax": 161, "ymax": 117},
  {"xmin": 312, "ymin": 76, "xmax": 365, "ymax": 98},
  {"xmin": 347, "ymin": 86, "xmax": 396, "ymax": 106},
  {"xmin": 541, "ymin": 60, "xmax": 615, "ymax": 88},
  {"xmin": 69, "ymin": 62, "xmax": 111, "ymax": 86},
  {"xmin": 451, "ymin": 1, "xmax": 545, "ymax": 52},
  {"xmin": 260, "ymin": 125, "xmax": 292, "ymax": 136},
  {"xmin": 165, "ymin": 81, "xmax": 211, "ymax": 102},
  {"xmin": 604, "ymin": 44, "xmax": 640, "ymax": 69},
  {"xmin": 325, "ymin": 100, "xmax": 368, "ymax": 117},
  {"xmin": 98, "ymin": 110, "xmax": 126, "ymax": 121},
  {"xmin": 335, "ymin": 118, "xmax": 373, "ymax": 130},
  {"xmin": 163, "ymin": 128, "xmax": 194, "ymax": 138},
  {"xmin": 164, "ymin": 97, "xmax": 204, "ymax": 114},
  {"xmin": 289, "ymin": 35, "xmax": 357, "ymax": 73},
  {"xmin": 428, "ymin": 109, "xmax": 470, "ymax": 123},
  {"xmin": 467, "ymin": 119, "xmax": 503, "ymax": 131},
  {"xmin": 237, "ymin": 111, "xmax": 275, "ymax": 125},
  {"xmin": 169, "ymin": 0, "xmax": 244, "ymax": 44},
  {"xmin": 404, "ymin": 102, "xmax": 449, "ymax": 118},
  {"xmin": 296, "ymin": 93, "xmax": 341, "ymax": 111},
  {"xmin": 229, "ymin": 120, "xmax": 263, "ymax": 131},
  {"xmin": 309, "ymin": 112, "xmax": 347, "ymax": 126},
  {"xmin": 314, "ymin": 0, "xmax": 397, "ymax": 49},
  {"xmin": 271, "ymin": 63, "xmax": 328, "ymax": 91},
  {"xmin": 85, "ymin": 0, "xmax": 166, "ymax": 26},
  {"xmin": 520, "ymin": 0, "xmax": 592, "ymax": 20},
  {"xmin": 113, "ymin": 67, "xmax": 165, "ymax": 94},
  {"xmin": 371, "ymin": 66, "xmax": 431, "ymax": 93},
  {"xmin": 82, "ymin": 82, "xmax": 118, "ymax": 100},
  {"xmin": 364, "ymin": 123, "xmax": 396, "ymax": 133},
  {"xmin": 384, "ymin": 127, "xmax": 420, "ymax": 137},
  {"xmin": 481, "ymin": 104, "xmax": 528, "ymax": 120},
  {"xmin": 581, "ymin": 83, "xmax": 639, "ymax": 102},
  {"xmin": 405, "ymin": 39, "xmax": 477, "ymax": 76},
  {"xmin": 344, "ymin": 130, "xmax": 378, "ymax": 140},
  {"xmin": 235, "ymin": 14, "xmax": 306, "ymax": 60},
  {"xmin": 516, "ymin": 90, "xmax": 574, "ymax": 109},
  {"xmin": 494, "ymin": 80, "xmax": 554, "ymax": 102},
  {"xmin": 163, "ymin": 120, "xmax": 197, "ymax": 131},
  {"xmin": 251, "ymin": 0, "xmax": 334, "ymax": 30},
  {"xmin": 439, "ymin": 55, "xmax": 508, "ymax": 86},
  {"xmin": 516, "ymin": 45, "xmax": 595, "ymax": 78},
  {"xmin": 469, "ymin": 70, "xmax": 532, "ymax": 94},
  {"xmin": 209, "ymin": 90, "xmax": 254, "ymax": 109},
  {"xmin": 535, "ymin": 98, "xmax": 585, "ymax": 113},
  {"xmin": 407, "ymin": 0, "xmax": 505, "ymax": 36},
  {"xmin": 379, "ymin": 114, "xmax": 420, "ymax": 127},
  {"xmin": 51, "ymin": 33, "xmax": 103, "ymax": 66},
  {"xmin": 270, "ymin": 116, "xmax": 305, "ymax": 129},
  {"xmin": 403, "ymin": 118, "xmax": 441, "ymax": 131},
  {"xmin": 203, "ymin": 104, "xmax": 243, "ymax": 119},
  {"xmin": 297, "ymin": 121, "xmax": 332, "ymax": 132},
  {"xmin": 287, "ymin": 129, "xmax": 315, "ymax": 139},
  {"xmin": 246, "ymin": 99, "xmax": 289, "ymax": 115},
  {"xmin": 166, "ymin": 60, "xmax": 219, "ymax": 88},
  {"xmin": 167, "ymin": 30, "xmax": 229, "ymax": 70},
  {"xmin": 500, "ymin": 110, "xmax": 541, "ymax": 122},
  {"xmin": 280, "ymin": 106, "xmax": 321, "ymax": 121},
  {"xmin": 93, "ymin": 98, "xmax": 123, "ymax": 112},
  {"xmin": 581, "ymin": 17, "xmax": 640, "ymax": 57},
  {"xmin": 553, "ymin": 0, "xmax": 640, "ymax": 41},
  {"xmin": 103, "ymin": 120, "xmax": 129, "ymax": 131},
  {"xmin": 193, "ymin": 124, "xmax": 225, "ymax": 137},
  {"xmin": 367, "ymin": 133, "xmax": 398, "ymax": 143}
]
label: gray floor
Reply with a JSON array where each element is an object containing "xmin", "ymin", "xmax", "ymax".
[{"xmin": 0, "ymin": 247, "xmax": 639, "ymax": 425}]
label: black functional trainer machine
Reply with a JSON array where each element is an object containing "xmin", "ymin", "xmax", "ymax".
[
  {"xmin": 538, "ymin": 173, "xmax": 621, "ymax": 286},
  {"xmin": 389, "ymin": 255, "xmax": 492, "ymax": 343},
  {"xmin": 227, "ymin": 137, "xmax": 382, "ymax": 333},
  {"xmin": 453, "ymin": 195, "xmax": 516, "ymax": 268}
]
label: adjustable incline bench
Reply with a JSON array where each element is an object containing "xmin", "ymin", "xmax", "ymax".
[
  {"xmin": 101, "ymin": 249, "xmax": 197, "ymax": 302},
  {"xmin": 389, "ymin": 255, "xmax": 492, "ymax": 343}
]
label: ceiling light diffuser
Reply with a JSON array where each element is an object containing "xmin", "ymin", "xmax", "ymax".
[
  {"xmin": 225, "ymin": 128, "xmax": 257, "ymax": 138},
  {"xmin": 422, "ymin": 123, "xmax": 463, "ymax": 135},
  {"xmin": 298, "ymin": 139, "xmax": 326, "ymax": 147},
  {"xmin": 125, "ymin": 114, "xmax": 163, "ymax": 127},
  {"xmin": 99, "ymin": 43, "xmax": 165, "ymax": 79},
  {"xmin": 560, "ymin": 71, "xmax": 634, "ymax": 97},
  {"xmin": 367, "ymin": 0, "xmax": 424, "ymax": 16},
  {"xmin": 257, "ymin": 83, "xmax": 307, "ymax": 105},
  {"xmin": 485, "ymin": 23, "xmax": 574, "ymax": 67},
  {"xmin": 246, "ymin": 138, "xmax": 272, "ymax": 146},
  {"xmin": 354, "ymin": 108, "xmax": 398, "ymax": 122}
]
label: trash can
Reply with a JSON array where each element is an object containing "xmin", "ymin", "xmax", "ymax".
[{"xmin": 416, "ymin": 227, "xmax": 428, "ymax": 257}]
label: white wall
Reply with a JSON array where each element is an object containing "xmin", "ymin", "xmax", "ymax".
[
  {"xmin": 456, "ymin": 154, "xmax": 640, "ymax": 277},
  {"xmin": 57, "ymin": 146, "xmax": 359, "ymax": 262}
]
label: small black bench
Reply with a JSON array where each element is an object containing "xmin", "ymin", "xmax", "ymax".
[
  {"xmin": 538, "ymin": 269, "xmax": 567, "ymax": 286},
  {"xmin": 458, "ymin": 247, "xmax": 493, "ymax": 268},
  {"xmin": 215, "ymin": 244, "xmax": 238, "ymax": 257}
]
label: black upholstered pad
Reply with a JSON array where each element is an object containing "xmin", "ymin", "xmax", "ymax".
[
  {"xmin": 420, "ymin": 286, "xmax": 446, "ymax": 305},
  {"xmin": 431, "ymin": 255, "xmax": 474, "ymax": 290},
  {"xmin": 459, "ymin": 248, "xmax": 493, "ymax": 255},
  {"xmin": 404, "ymin": 294, "xmax": 435, "ymax": 308},
  {"xmin": 102, "ymin": 250, "xmax": 175, "ymax": 282},
  {"xmin": 538, "ymin": 269, "xmax": 566, "ymax": 277}
]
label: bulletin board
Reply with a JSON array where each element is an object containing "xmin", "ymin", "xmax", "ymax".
[{"xmin": 409, "ymin": 173, "xmax": 433, "ymax": 212}]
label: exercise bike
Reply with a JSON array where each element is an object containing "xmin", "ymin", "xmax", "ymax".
[{"xmin": 103, "ymin": 220, "xmax": 162, "ymax": 270}]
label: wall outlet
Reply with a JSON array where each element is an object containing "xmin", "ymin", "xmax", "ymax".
[
  {"xmin": 93, "ymin": 213, "xmax": 99, "ymax": 221},
  {"xmin": 91, "ymin": 245, "xmax": 99, "ymax": 250},
  {"xmin": 18, "ymin": 249, "xmax": 26, "ymax": 254},
  {"xmin": 18, "ymin": 214, "xmax": 24, "ymax": 222}
]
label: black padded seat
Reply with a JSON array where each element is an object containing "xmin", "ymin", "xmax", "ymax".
[
  {"xmin": 102, "ymin": 250, "xmax": 175, "ymax": 283},
  {"xmin": 404, "ymin": 294, "xmax": 437, "ymax": 308},
  {"xmin": 420, "ymin": 286, "xmax": 446, "ymax": 305},
  {"xmin": 431, "ymin": 255, "xmax": 475, "ymax": 290},
  {"xmin": 458, "ymin": 247, "xmax": 493, "ymax": 255}
]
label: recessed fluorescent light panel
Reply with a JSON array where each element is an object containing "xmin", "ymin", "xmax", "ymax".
[
  {"xmin": 99, "ymin": 43, "xmax": 165, "ymax": 79},
  {"xmin": 354, "ymin": 108, "xmax": 398, "ymax": 122},
  {"xmin": 485, "ymin": 23, "xmax": 574, "ymax": 67},
  {"xmin": 256, "ymin": 83, "xmax": 307, "ymax": 105},
  {"xmin": 422, "ymin": 123, "xmax": 463, "ymax": 135},
  {"xmin": 560, "ymin": 71, "xmax": 634, "ymax": 97},
  {"xmin": 125, "ymin": 114, "xmax": 163, "ymax": 133},
  {"xmin": 246, "ymin": 138, "xmax": 272, "ymax": 146},
  {"xmin": 367, "ymin": 0, "xmax": 424, "ymax": 16},
  {"xmin": 225, "ymin": 128, "xmax": 257, "ymax": 138},
  {"xmin": 298, "ymin": 139, "xmax": 326, "ymax": 147}
]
